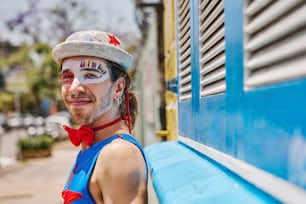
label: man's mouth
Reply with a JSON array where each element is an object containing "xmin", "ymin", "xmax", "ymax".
[
  {"xmin": 67, "ymin": 98, "xmax": 92, "ymax": 106},
  {"xmin": 65, "ymin": 93, "xmax": 94, "ymax": 107}
]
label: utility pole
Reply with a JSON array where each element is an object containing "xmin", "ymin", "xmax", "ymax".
[{"xmin": 137, "ymin": 1, "xmax": 166, "ymax": 133}]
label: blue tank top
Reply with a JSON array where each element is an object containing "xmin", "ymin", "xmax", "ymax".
[{"xmin": 61, "ymin": 134, "xmax": 148, "ymax": 204}]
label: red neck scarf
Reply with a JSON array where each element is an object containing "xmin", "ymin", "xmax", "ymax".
[{"xmin": 63, "ymin": 117, "xmax": 122, "ymax": 147}]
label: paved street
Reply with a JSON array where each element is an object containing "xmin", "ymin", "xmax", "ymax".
[
  {"xmin": 0, "ymin": 120, "xmax": 159, "ymax": 204},
  {"xmin": 0, "ymin": 129, "xmax": 26, "ymax": 165},
  {"xmin": 0, "ymin": 140, "xmax": 78, "ymax": 204}
]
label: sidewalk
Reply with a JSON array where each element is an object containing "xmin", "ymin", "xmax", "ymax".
[{"xmin": 0, "ymin": 140, "xmax": 78, "ymax": 204}]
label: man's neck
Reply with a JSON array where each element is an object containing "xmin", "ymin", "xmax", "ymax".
[
  {"xmin": 80, "ymin": 106, "xmax": 129, "ymax": 150},
  {"xmin": 80, "ymin": 121, "xmax": 129, "ymax": 151}
]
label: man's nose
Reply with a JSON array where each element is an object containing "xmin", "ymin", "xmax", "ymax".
[{"xmin": 69, "ymin": 77, "xmax": 85, "ymax": 93}]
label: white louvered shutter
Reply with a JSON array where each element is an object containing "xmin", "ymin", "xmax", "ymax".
[
  {"xmin": 178, "ymin": 0, "xmax": 192, "ymax": 100},
  {"xmin": 244, "ymin": 0, "xmax": 306, "ymax": 88},
  {"xmin": 199, "ymin": 0, "xmax": 226, "ymax": 97}
]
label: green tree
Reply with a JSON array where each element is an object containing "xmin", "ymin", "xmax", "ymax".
[
  {"xmin": 0, "ymin": 44, "xmax": 62, "ymax": 114},
  {"xmin": 1, "ymin": 0, "xmax": 88, "ymax": 114},
  {"xmin": 1, "ymin": 0, "xmax": 142, "ymax": 114},
  {"xmin": 6, "ymin": 0, "xmax": 93, "ymax": 45}
]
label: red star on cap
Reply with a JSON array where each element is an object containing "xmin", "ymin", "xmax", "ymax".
[{"xmin": 108, "ymin": 34, "xmax": 121, "ymax": 46}]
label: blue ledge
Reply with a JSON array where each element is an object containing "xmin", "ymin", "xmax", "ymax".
[{"xmin": 145, "ymin": 141, "xmax": 279, "ymax": 204}]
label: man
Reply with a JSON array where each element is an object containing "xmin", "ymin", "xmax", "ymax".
[{"xmin": 52, "ymin": 31, "xmax": 147, "ymax": 204}]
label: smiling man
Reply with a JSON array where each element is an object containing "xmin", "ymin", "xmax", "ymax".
[{"xmin": 52, "ymin": 31, "xmax": 147, "ymax": 204}]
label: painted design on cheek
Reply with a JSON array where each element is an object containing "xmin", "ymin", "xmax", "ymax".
[
  {"xmin": 99, "ymin": 66, "xmax": 107, "ymax": 74},
  {"xmin": 80, "ymin": 60, "xmax": 106, "ymax": 71},
  {"xmin": 99, "ymin": 65, "xmax": 107, "ymax": 74},
  {"xmin": 80, "ymin": 60, "xmax": 85, "ymax": 67},
  {"xmin": 97, "ymin": 63, "xmax": 102, "ymax": 70},
  {"xmin": 77, "ymin": 60, "xmax": 110, "ymax": 84}
]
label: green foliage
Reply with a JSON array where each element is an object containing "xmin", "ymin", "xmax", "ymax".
[
  {"xmin": 5, "ymin": 0, "xmax": 95, "ymax": 45},
  {"xmin": 18, "ymin": 135, "xmax": 55, "ymax": 151},
  {"xmin": 0, "ymin": 92, "xmax": 14, "ymax": 112},
  {"xmin": 0, "ymin": 58, "xmax": 7, "ymax": 71},
  {"xmin": 1, "ymin": 0, "xmax": 140, "ymax": 114},
  {"xmin": 34, "ymin": 43, "xmax": 50, "ymax": 53},
  {"xmin": 26, "ymin": 44, "xmax": 61, "ymax": 102},
  {"xmin": 0, "ymin": 0, "xmax": 79, "ymax": 114},
  {"xmin": 7, "ymin": 46, "xmax": 31, "ymax": 66},
  {"xmin": 0, "ymin": 43, "xmax": 62, "ymax": 114}
]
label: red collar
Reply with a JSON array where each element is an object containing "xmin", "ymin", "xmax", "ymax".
[{"xmin": 63, "ymin": 117, "xmax": 123, "ymax": 147}]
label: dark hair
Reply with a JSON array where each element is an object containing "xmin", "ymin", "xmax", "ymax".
[{"xmin": 108, "ymin": 62, "xmax": 138, "ymax": 130}]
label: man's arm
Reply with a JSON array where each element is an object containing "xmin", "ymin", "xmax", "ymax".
[{"xmin": 90, "ymin": 139, "xmax": 147, "ymax": 204}]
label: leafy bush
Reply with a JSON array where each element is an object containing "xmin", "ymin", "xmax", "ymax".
[{"xmin": 18, "ymin": 135, "xmax": 55, "ymax": 151}]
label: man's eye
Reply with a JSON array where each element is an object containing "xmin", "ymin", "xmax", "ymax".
[
  {"xmin": 83, "ymin": 71, "xmax": 102, "ymax": 79},
  {"xmin": 84, "ymin": 73, "xmax": 99, "ymax": 79},
  {"xmin": 60, "ymin": 73, "xmax": 74, "ymax": 84}
]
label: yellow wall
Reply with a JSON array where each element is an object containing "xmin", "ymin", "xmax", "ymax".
[{"xmin": 159, "ymin": 0, "xmax": 178, "ymax": 141}]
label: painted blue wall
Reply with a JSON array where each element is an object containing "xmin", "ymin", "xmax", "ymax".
[{"xmin": 177, "ymin": 0, "xmax": 306, "ymax": 189}]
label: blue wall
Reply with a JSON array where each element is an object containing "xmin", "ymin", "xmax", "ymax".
[{"xmin": 177, "ymin": 0, "xmax": 306, "ymax": 189}]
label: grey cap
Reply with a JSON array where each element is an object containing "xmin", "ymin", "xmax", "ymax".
[{"xmin": 52, "ymin": 30, "xmax": 133, "ymax": 71}]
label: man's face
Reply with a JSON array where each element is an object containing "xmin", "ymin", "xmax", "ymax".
[{"xmin": 60, "ymin": 56, "xmax": 115, "ymax": 125}]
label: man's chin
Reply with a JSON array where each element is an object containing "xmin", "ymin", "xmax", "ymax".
[{"xmin": 71, "ymin": 114, "xmax": 89, "ymax": 125}]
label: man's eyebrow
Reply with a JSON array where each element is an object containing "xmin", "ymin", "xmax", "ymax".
[
  {"xmin": 81, "ymin": 68, "xmax": 101, "ymax": 72},
  {"xmin": 60, "ymin": 68, "xmax": 71, "ymax": 74}
]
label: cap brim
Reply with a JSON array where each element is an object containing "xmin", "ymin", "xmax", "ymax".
[{"xmin": 52, "ymin": 42, "xmax": 133, "ymax": 71}]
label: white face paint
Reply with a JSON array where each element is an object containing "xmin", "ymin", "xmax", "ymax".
[{"xmin": 60, "ymin": 59, "xmax": 110, "ymax": 87}]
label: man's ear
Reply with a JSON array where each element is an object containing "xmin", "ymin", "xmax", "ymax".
[{"xmin": 113, "ymin": 77, "xmax": 125, "ymax": 99}]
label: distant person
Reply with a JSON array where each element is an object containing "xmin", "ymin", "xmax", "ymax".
[{"xmin": 52, "ymin": 30, "xmax": 147, "ymax": 204}]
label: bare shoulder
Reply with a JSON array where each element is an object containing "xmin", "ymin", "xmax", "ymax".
[
  {"xmin": 100, "ymin": 137, "xmax": 145, "ymax": 166},
  {"xmin": 91, "ymin": 137, "xmax": 147, "ymax": 203},
  {"xmin": 92, "ymin": 137, "xmax": 147, "ymax": 178}
]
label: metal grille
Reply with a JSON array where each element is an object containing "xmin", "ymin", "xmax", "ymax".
[
  {"xmin": 199, "ymin": 0, "xmax": 226, "ymax": 97},
  {"xmin": 178, "ymin": 0, "xmax": 192, "ymax": 100},
  {"xmin": 244, "ymin": 0, "xmax": 306, "ymax": 88}
]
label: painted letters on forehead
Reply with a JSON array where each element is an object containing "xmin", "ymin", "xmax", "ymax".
[{"xmin": 79, "ymin": 60, "xmax": 107, "ymax": 74}]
